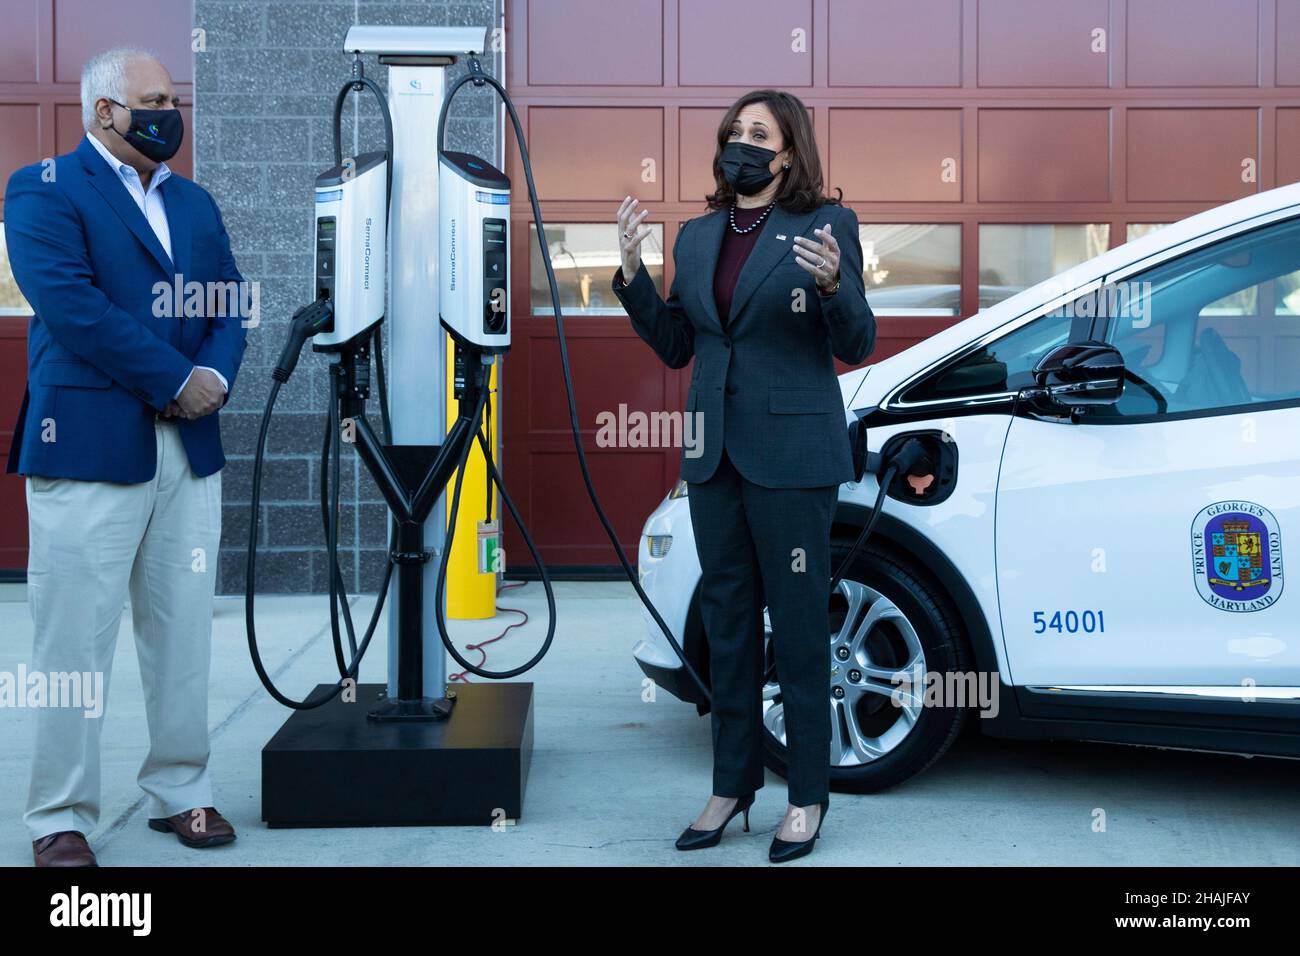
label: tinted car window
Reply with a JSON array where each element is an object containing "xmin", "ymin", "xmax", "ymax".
[
  {"xmin": 903, "ymin": 307, "xmax": 1078, "ymax": 403},
  {"xmin": 1099, "ymin": 215, "xmax": 1300, "ymax": 418}
]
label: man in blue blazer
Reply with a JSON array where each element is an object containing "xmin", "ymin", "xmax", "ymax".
[{"xmin": 5, "ymin": 48, "xmax": 248, "ymax": 866}]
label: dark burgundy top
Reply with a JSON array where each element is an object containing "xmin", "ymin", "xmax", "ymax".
[{"xmin": 713, "ymin": 203, "xmax": 770, "ymax": 327}]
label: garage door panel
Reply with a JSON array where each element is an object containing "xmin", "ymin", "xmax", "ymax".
[
  {"xmin": 830, "ymin": 109, "xmax": 962, "ymax": 202},
  {"xmin": 527, "ymin": 0, "xmax": 663, "ymax": 86},
  {"xmin": 977, "ymin": 0, "xmax": 1111, "ymax": 88},
  {"xmin": 507, "ymin": 446, "xmax": 676, "ymax": 563},
  {"xmin": 524, "ymin": 333, "xmax": 677, "ymax": 435},
  {"xmin": 1277, "ymin": 108, "xmax": 1300, "ymax": 186},
  {"xmin": 829, "ymin": 0, "xmax": 961, "ymax": 88},
  {"xmin": 1279, "ymin": 0, "xmax": 1300, "ymax": 86},
  {"xmin": 979, "ymin": 109, "xmax": 1110, "ymax": 202},
  {"xmin": 1126, "ymin": 108, "xmax": 1257, "ymax": 202},
  {"xmin": 679, "ymin": 0, "xmax": 813, "ymax": 87},
  {"xmin": 529, "ymin": 107, "xmax": 663, "ymax": 201},
  {"xmin": 54, "ymin": 102, "xmax": 82, "ymax": 155},
  {"xmin": 0, "ymin": 0, "xmax": 41, "ymax": 83},
  {"xmin": 679, "ymin": 108, "xmax": 723, "ymax": 206},
  {"xmin": 54, "ymin": 0, "xmax": 193, "ymax": 84},
  {"xmin": 0, "ymin": 105, "xmax": 42, "ymax": 216},
  {"xmin": 0, "ymin": 318, "xmax": 29, "ymax": 572},
  {"xmin": 1126, "ymin": 0, "xmax": 1257, "ymax": 87}
]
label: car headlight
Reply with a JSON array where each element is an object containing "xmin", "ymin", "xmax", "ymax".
[
  {"xmin": 668, "ymin": 478, "xmax": 688, "ymax": 499},
  {"xmin": 645, "ymin": 535, "xmax": 672, "ymax": 558}
]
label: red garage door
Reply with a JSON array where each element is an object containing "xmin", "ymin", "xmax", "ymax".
[
  {"xmin": 0, "ymin": 0, "xmax": 193, "ymax": 576},
  {"xmin": 502, "ymin": 0, "xmax": 1300, "ymax": 572}
]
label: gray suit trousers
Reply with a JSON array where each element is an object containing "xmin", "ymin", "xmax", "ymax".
[{"xmin": 687, "ymin": 441, "xmax": 837, "ymax": 807}]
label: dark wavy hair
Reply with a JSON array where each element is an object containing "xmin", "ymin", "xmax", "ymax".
[{"xmin": 705, "ymin": 89, "xmax": 842, "ymax": 213}]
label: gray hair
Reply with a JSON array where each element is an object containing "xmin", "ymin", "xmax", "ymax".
[{"xmin": 80, "ymin": 47, "xmax": 160, "ymax": 131}]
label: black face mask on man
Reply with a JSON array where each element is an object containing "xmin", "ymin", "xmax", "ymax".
[
  {"xmin": 106, "ymin": 99, "xmax": 184, "ymax": 164},
  {"xmin": 719, "ymin": 141, "xmax": 782, "ymax": 196}
]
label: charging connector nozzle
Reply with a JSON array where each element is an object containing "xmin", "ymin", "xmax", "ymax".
[
  {"xmin": 274, "ymin": 297, "xmax": 333, "ymax": 383},
  {"xmin": 886, "ymin": 437, "xmax": 935, "ymax": 480},
  {"xmin": 466, "ymin": 55, "xmax": 487, "ymax": 85}
]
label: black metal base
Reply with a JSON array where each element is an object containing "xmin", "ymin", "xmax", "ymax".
[
  {"xmin": 262, "ymin": 682, "xmax": 533, "ymax": 827},
  {"xmin": 367, "ymin": 692, "xmax": 456, "ymax": 721}
]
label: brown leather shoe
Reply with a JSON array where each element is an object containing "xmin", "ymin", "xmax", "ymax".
[
  {"xmin": 147, "ymin": 807, "xmax": 237, "ymax": 848},
  {"xmin": 33, "ymin": 831, "xmax": 97, "ymax": 867}
]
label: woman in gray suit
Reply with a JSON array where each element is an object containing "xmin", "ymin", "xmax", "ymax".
[{"xmin": 612, "ymin": 89, "xmax": 875, "ymax": 862}]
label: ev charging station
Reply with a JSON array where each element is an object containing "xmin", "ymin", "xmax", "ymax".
[
  {"xmin": 361, "ymin": 25, "xmax": 486, "ymax": 704},
  {"xmin": 251, "ymin": 25, "xmax": 534, "ymax": 828}
]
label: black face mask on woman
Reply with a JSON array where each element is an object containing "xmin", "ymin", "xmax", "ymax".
[
  {"xmin": 719, "ymin": 141, "xmax": 780, "ymax": 196},
  {"xmin": 107, "ymin": 100, "xmax": 184, "ymax": 164}
]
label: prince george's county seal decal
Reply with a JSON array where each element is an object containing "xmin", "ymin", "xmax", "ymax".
[{"xmin": 1190, "ymin": 501, "xmax": 1284, "ymax": 613}]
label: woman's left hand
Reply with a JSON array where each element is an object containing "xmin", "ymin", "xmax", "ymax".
[{"xmin": 793, "ymin": 223, "xmax": 840, "ymax": 292}]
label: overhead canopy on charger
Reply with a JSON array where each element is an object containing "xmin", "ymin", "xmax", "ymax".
[{"xmin": 342, "ymin": 25, "xmax": 487, "ymax": 58}]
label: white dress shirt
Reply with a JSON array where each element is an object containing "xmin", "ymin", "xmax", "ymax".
[{"xmin": 84, "ymin": 133, "xmax": 227, "ymax": 401}]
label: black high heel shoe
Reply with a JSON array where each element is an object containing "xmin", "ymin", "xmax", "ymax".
[
  {"xmin": 768, "ymin": 799, "xmax": 829, "ymax": 863},
  {"xmin": 675, "ymin": 792, "xmax": 756, "ymax": 851}
]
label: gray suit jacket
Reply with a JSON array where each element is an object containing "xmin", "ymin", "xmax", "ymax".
[{"xmin": 612, "ymin": 200, "xmax": 875, "ymax": 488}]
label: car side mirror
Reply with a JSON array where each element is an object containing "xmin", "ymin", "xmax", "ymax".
[{"xmin": 1026, "ymin": 341, "xmax": 1125, "ymax": 411}]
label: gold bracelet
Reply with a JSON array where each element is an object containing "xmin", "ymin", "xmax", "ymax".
[{"xmin": 818, "ymin": 276, "xmax": 841, "ymax": 296}]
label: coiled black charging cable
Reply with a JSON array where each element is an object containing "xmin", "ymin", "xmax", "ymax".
[{"xmin": 244, "ymin": 62, "xmax": 397, "ymax": 710}]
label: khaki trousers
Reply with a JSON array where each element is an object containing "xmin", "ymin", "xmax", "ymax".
[{"xmin": 23, "ymin": 419, "xmax": 222, "ymax": 841}]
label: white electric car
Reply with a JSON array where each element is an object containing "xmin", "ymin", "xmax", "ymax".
[{"xmin": 636, "ymin": 184, "xmax": 1300, "ymax": 792}]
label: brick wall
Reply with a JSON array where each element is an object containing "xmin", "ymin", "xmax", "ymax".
[{"xmin": 192, "ymin": 0, "xmax": 500, "ymax": 594}]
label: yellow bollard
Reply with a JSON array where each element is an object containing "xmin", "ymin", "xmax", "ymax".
[{"xmin": 445, "ymin": 340, "xmax": 500, "ymax": 620}]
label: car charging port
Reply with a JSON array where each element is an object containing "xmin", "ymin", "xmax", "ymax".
[{"xmin": 877, "ymin": 430, "xmax": 957, "ymax": 506}]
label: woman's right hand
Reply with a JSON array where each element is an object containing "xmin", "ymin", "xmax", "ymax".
[{"xmin": 617, "ymin": 195, "xmax": 652, "ymax": 281}]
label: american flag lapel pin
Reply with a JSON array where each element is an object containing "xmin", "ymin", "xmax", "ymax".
[{"xmin": 776, "ymin": 233, "xmax": 787, "ymax": 240}]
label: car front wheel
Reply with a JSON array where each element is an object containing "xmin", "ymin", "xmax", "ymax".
[{"xmin": 759, "ymin": 539, "xmax": 970, "ymax": 793}]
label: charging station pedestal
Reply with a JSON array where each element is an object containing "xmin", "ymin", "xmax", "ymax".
[
  {"xmin": 260, "ymin": 24, "xmax": 534, "ymax": 829},
  {"xmin": 262, "ymin": 684, "xmax": 532, "ymax": 828}
]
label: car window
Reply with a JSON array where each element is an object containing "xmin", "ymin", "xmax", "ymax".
[
  {"xmin": 1096, "ymin": 216, "xmax": 1300, "ymax": 418},
  {"xmin": 902, "ymin": 307, "xmax": 1081, "ymax": 403}
]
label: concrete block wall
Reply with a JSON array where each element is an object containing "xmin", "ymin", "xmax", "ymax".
[{"xmin": 192, "ymin": 0, "xmax": 500, "ymax": 594}]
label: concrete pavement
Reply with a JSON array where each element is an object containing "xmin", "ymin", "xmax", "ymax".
[{"xmin": 2, "ymin": 580, "xmax": 1297, "ymax": 867}]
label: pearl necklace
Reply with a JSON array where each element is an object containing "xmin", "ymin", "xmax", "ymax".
[{"xmin": 729, "ymin": 201, "xmax": 776, "ymax": 235}]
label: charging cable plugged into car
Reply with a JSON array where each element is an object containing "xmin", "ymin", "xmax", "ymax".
[{"xmin": 835, "ymin": 427, "xmax": 949, "ymax": 593}]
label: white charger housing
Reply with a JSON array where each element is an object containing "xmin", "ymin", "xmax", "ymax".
[
  {"xmin": 313, "ymin": 151, "xmax": 387, "ymax": 348},
  {"xmin": 438, "ymin": 149, "xmax": 510, "ymax": 353}
]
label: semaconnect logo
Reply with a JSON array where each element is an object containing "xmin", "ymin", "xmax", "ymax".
[
  {"xmin": 363, "ymin": 217, "xmax": 373, "ymax": 291},
  {"xmin": 448, "ymin": 218, "xmax": 457, "ymax": 292}
]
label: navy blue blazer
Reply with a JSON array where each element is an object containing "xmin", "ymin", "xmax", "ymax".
[
  {"xmin": 4, "ymin": 136, "xmax": 248, "ymax": 482},
  {"xmin": 613, "ymin": 200, "xmax": 875, "ymax": 488}
]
